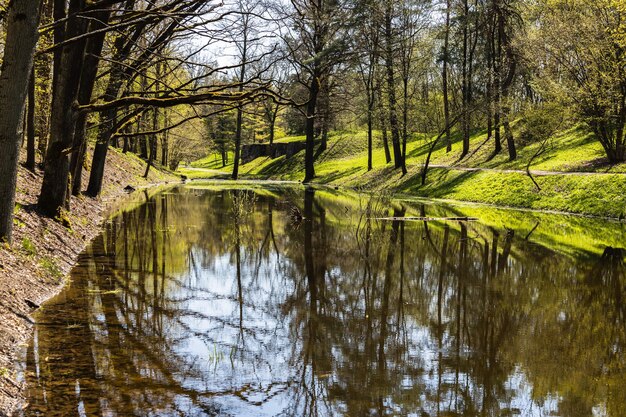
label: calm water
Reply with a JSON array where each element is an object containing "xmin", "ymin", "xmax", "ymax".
[{"xmin": 18, "ymin": 185, "xmax": 626, "ymax": 416}]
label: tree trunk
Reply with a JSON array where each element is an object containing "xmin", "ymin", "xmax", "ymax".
[
  {"xmin": 161, "ymin": 110, "xmax": 168, "ymax": 165},
  {"xmin": 367, "ymin": 97, "xmax": 374, "ymax": 171},
  {"xmin": 304, "ymin": 72, "xmax": 320, "ymax": 183},
  {"xmin": 38, "ymin": 0, "xmax": 88, "ymax": 217},
  {"xmin": 317, "ymin": 79, "xmax": 330, "ymax": 155},
  {"xmin": 443, "ymin": 0, "xmax": 452, "ymax": 152},
  {"xmin": 492, "ymin": 12, "xmax": 502, "ymax": 156},
  {"xmin": 0, "ymin": 0, "xmax": 42, "ymax": 243},
  {"xmin": 26, "ymin": 67, "xmax": 37, "ymax": 171},
  {"xmin": 503, "ymin": 102, "xmax": 516, "ymax": 160},
  {"xmin": 232, "ymin": 14, "xmax": 249, "ymax": 180},
  {"xmin": 401, "ymin": 76, "xmax": 408, "ymax": 175},
  {"xmin": 269, "ymin": 107, "xmax": 278, "ymax": 145},
  {"xmin": 460, "ymin": 0, "xmax": 470, "ymax": 159},
  {"xmin": 384, "ymin": 1, "xmax": 403, "ymax": 170},
  {"xmin": 86, "ymin": 33, "xmax": 130, "ymax": 197},
  {"xmin": 143, "ymin": 108, "xmax": 158, "ymax": 178},
  {"xmin": 232, "ymin": 106, "xmax": 244, "ymax": 179},
  {"xmin": 378, "ymin": 97, "xmax": 392, "ymax": 163},
  {"xmin": 70, "ymin": 8, "xmax": 112, "ymax": 195}
]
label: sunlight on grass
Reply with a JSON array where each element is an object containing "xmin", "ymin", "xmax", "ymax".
[{"xmin": 186, "ymin": 127, "xmax": 626, "ymax": 218}]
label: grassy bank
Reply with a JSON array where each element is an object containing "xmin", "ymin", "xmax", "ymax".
[{"xmin": 183, "ymin": 125, "xmax": 626, "ymax": 218}]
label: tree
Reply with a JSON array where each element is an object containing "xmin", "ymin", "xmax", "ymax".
[
  {"xmin": 442, "ymin": 0, "xmax": 452, "ymax": 152},
  {"xmin": 487, "ymin": 0, "xmax": 521, "ymax": 160},
  {"xmin": 0, "ymin": 0, "xmax": 43, "ymax": 243},
  {"xmin": 38, "ymin": 0, "xmax": 92, "ymax": 216},
  {"xmin": 230, "ymin": 1, "xmax": 254, "ymax": 180},
  {"xmin": 382, "ymin": 0, "xmax": 405, "ymax": 171},
  {"xmin": 280, "ymin": 0, "xmax": 350, "ymax": 182},
  {"xmin": 527, "ymin": 0, "xmax": 626, "ymax": 162},
  {"xmin": 353, "ymin": 0, "xmax": 381, "ymax": 171}
]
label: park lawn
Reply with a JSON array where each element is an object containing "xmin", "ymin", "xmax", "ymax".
[{"xmin": 184, "ymin": 126, "xmax": 626, "ymax": 218}]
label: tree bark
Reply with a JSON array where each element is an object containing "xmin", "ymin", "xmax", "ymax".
[
  {"xmin": 0, "ymin": 0, "xmax": 43, "ymax": 242},
  {"xmin": 70, "ymin": 7, "xmax": 112, "ymax": 195},
  {"xmin": 26, "ymin": 67, "xmax": 37, "ymax": 171},
  {"xmin": 232, "ymin": 11, "xmax": 250, "ymax": 180},
  {"xmin": 443, "ymin": 0, "xmax": 452, "ymax": 152},
  {"xmin": 460, "ymin": 0, "xmax": 470, "ymax": 159},
  {"xmin": 384, "ymin": 1, "xmax": 403, "ymax": 170},
  {"xmin": 304, "ymin": 72, "xmax": 320, "ymax": 183},
  {"xmin": 38, "ymin": 0, "xmax": 88, "ymax": 216},
  {"xmin": 378, "ymin": 94, "xmax": 392, "ymax": 163}
]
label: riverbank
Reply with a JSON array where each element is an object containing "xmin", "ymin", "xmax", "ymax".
[
  {"xmin": 0, "ymin": 148, "xmax": 179, "ymax": 416},
  {"xmin": 182, "ymin": 126, "xmax": 626, "ymax": 219}
]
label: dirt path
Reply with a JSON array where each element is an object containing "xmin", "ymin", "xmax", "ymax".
[
  {"xmin": 428, "ymin": 164, "xmax": 626, "ymax": 176},
  {"xmin": 0, "ymin": 149, "xmax": 179, "ymax": 417}
]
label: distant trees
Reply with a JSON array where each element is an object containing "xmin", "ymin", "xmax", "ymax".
[{"xmin": 1, "ymin": 0, "xmax": 626, "ymax": 243}]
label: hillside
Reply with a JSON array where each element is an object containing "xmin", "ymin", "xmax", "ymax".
[
  {"xmin": 182, "ymin": 125, "xmax": 626, "ymax": 219},
  {"xmin": 0, "ymin": 147, "xmax": 179, "ymax": 415}
]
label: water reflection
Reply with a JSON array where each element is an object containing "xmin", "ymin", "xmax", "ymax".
[{"xmin": 20, "ymin": 186, "xmax": 626, "ymax": 416}]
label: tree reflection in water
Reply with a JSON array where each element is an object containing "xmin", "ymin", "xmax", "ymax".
[{"xmin": 20, "ymin": 186, "xmax": 626, "ymax": 416}]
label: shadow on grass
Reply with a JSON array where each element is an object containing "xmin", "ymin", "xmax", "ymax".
[
  {"xmin": 399, "ymin": 168, "xmax": 480, "ymax": 198},
  {"xmin": 317, "ymin": 167, "xmax": 361, "ymax": 184},
  {"xmin": 256, "ymin": 153, "xmax": 304, "ymax": 178}
]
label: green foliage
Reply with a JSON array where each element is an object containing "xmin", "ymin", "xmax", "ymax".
[
  {"xmin": 517, "ymin": 103, "xmax": 570, "ymax": 146},
  {"xmin": 191, "ymin": 152, "xmax": 234, "ymax": 169},
  {"xmin": 21, "ymin": 238, "xmax": 37, "ymax": 257},
  {"xmin": 40, "ymin": 257, "xmax": 62, "ymax": 280}
]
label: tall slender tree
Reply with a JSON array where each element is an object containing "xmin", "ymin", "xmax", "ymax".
[{"xmin": 0, "ymin": 0, "xmax": 43, "ymax": 242}]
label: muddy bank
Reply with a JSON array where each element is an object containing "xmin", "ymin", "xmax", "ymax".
[{"xmin": 0, "ymin": 148, "xmax": 179, "ymax": 416}]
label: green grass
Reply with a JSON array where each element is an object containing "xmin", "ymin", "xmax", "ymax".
[
  {"xmin": 40, "ymin": 257, "xmax": 62, "ymax": 280},
  {"xmin": 191, "ymin": 152, "xmax": 234, "ymax": 169},
  {"xmin": 184, "ymin": 126, "xmax": 626, "ymax": 218},
  {"xmin": 21, "ymin": 238, "xmax": 37, "ymax": 257},
  {"xmin": 273, "ymin": 135, "xmax": 306, "ymax": 143}
]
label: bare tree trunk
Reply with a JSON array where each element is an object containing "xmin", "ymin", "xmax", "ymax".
[
  {"xmin": 269, "ymin": 106, "xmax": 278, "ymax": 145},
  {"xmin": 401, "ymin": 76, "xmax": 408, "ymax": 174},
  {"xmin": 367, "ymin": 95, "xmax": 374, "ymax": 171},
  {"xmin": 26, "ymin": 67, "xmax": 37, "ymax": 171},
  {"xmin": 304, "ymin": 71, "xmax": 320, "ymax": 183},
  {"xmin": 143, "ymin": 108, "xmax": 158, "ymax": 178},
  {"xmin": 70, "ymin": 8, "xmax": 112, "ymax": 195},
  {"xmin": 161, "ymin": 110, "xmax": 168, "ymax": 165},
  {"xmin": 443, "ymin": 0, "xmax": 452, "ymax": 152},
  {"xmin": 232, "ymin": 12, "xmax": 250, "ymax": 180},
  {"xmin": 0, "ymin": 0, "xmax": 42, "ymax": 242},
  {"xmin": 38, "ymin": 0, "xmax": 88, "ymax": 216},
  {"xmin": 378, "ymin": 95, "xmax": 392, "ymax": 163},
  {"xmin": 460, "ymin": 0, "xmax": 470, "ymax": 159},
  {"xmin": 384, "ymin": 1, "xmax": 403, "ymax": 170}
]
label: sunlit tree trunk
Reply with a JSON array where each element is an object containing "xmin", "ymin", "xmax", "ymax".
[
  {"xmin": 0, "ymin": 0, "xmax": 43, "ymax": 242},
  {"xmin": 383, "ymin": 0, "xmax": 404, "ymax": 170},
  {"xmin": 38, "ymin": 0, "xmax": 88, "ymax": 216}
]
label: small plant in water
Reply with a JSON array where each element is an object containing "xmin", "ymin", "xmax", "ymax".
[
  {"xmin": 207, "ymin": 344, "xmax": 225, "ymax": 368},
  {"xmin": 231, "ymin": 190, "xmax": 258, "ymax": 220}
]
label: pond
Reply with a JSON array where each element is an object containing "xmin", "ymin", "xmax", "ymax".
[{"xmin": 17, "ymin": 184, "xmax": 626, "ymax": 416}]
